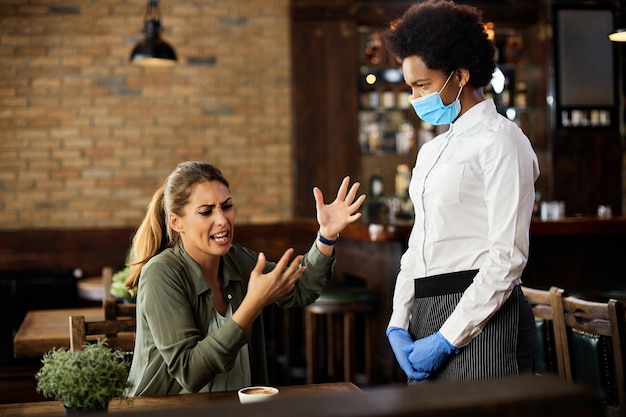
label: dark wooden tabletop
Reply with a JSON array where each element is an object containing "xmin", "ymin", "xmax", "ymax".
[
  {"xmin": 0, "ymin": 382, "xmax": 361, "ymax": 417},
  {"xmin": 13, "ymin": 307, "xmax": 107, "ymax": 358}
]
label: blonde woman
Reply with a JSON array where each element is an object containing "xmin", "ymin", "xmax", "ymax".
[{"xmin": 125, "ymin": 161, "xmax": 365, "ymax": 395}]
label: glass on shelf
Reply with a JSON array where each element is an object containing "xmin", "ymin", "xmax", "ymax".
[
  {"xmin": 359, "ymin": 111, "xmax": 415, "ymax": 155},
  {"xmin": 364, "ymin": 32, "xmax": 385, "ymax": 66},
  {"xmin": 381, "ymin": 195, "xmax": 414, "ymax": 225},
  {"xmin": 358, "ymin": 66, "xmax": 408, "ymax": 111},
  {"xmin": 395, "ymin": 164, "xmax": 411, "ymax": 197},
  {"xmin": 396, "ymin": 121, "xmax": 415, "ymax": 155}
]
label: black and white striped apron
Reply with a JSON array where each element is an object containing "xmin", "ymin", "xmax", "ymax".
[{"xmin": 407, "ymin": 270, "xmax": 536, "ymax": 384}]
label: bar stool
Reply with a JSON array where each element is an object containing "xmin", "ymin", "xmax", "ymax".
[{"xmin": 304, "ymin": 284, "xmax": 377, "ymax": 385}]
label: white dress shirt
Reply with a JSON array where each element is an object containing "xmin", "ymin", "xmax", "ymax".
[{"xmin": 388, "ymin": 99, "xmax": 540, "ymax": 347}]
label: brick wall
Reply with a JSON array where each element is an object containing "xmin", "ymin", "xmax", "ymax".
[{"xmin": 0, "ymin": 0, "xmax": 292, "ymax": 229}]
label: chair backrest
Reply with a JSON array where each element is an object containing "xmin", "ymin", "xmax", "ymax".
[
  {"xmin": 69, "ymin": 315, "xmax": 136, "ymax": 353},
  {"xmin": 552, "ymin": 289, "xmax": 626, "ymax": 417},
  {"xmin": 103, "ymin": 298, "xmax": 137, "ymax": 320},
  {"xmin": 102, "ymin": 266, "xmax": 136, "ymax": 320},
  {"xmin": 521, "ymin": 286, "xmax": 565, "ymax": 377}
]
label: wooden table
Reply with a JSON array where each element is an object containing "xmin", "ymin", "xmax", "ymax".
[
  {"xmin": 0, "ymin": 376, "xmax": 603, "ymax": 417},
  {"xmin": 76, "ymin": 275, "xmax": 104, "ymax": 302},
  {"xmin": 0, "ymin": 382, "xmax": 361, "ymax": 417},
  {"xmin": 13, "ymin": 307, "xmax": 105, "ymax": 358}
]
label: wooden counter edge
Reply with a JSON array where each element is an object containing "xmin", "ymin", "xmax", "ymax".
[
  {"xmin": 293, "ymin": 217, "xmax": 411, "ymax": 242},
  {"xmin": 295, "ymin": 216, "xmax": 626, "ymax": 240}
]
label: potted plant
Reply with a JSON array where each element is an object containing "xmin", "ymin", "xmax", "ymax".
[
  {"xmin": 35, "ymin": 339, "xmax": 133, "ymax": 414},
  {"xmin": 109, "ymin": 266, "xmax": 136, "ymax": 303}
]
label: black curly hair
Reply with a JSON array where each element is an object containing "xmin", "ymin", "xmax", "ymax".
[{"xmin": 382, "ymin": 0, "xmax": 496, "ymax": 88}]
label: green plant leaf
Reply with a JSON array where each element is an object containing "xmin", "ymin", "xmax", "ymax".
[
  {"xmin": 35, "ymin": 339, "xmax": 134, "ymax": 411},
  {"xmin": 110, "ymin": 266, "xmax": 136, "ymax": 303}
]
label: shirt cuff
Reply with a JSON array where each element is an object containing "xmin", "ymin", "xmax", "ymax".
[
  {"xmin": 439, "ymin": 318, "xmax": 481, "ymax": 348},
  {"xmin": 307, "ymin": 241, "xmax": 336, "ymax": 263},
  {"xmin": 387, "ymin": 306, "xmax": 411, "ymax": 331}
]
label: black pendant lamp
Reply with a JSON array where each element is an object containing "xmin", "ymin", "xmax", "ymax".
[
  {"xmin": 130, "ymin": 0, "xmax": 177, "ymax": 67},
  {"xmin": 609, "ymin": 5, "xmax": 626, "ymax": 42},
  {"xmin": 609, "ymin": 29, "xmax": 626, "ymax": 42},
  {"xmin": 609, "ymin": 22, "xmax": 626, "ymax": 42}
]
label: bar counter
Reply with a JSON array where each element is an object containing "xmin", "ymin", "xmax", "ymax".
[
  {"xmin": 295, "ymin": 216, "xmax": 626, "ymax": 297},
  {"xmin": 523, "ymin": 216, "xmax": 626, "ymax": 298},
  {"xmin": 296, "ymin": 215, "xmax": 626, "ymax": 242},
  {"xmin": 529, "ymin": 215, "xmax": 626, "ymax": 235}
]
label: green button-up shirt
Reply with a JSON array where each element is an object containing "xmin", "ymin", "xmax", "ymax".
[{"xmin": 127, "ymin": 240, "xmax": 334, "ymax": 396}]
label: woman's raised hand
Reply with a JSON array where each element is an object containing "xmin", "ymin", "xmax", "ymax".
[{"xmin": 314, "ymin": 176, "xmax": 366, "ymax": 240}]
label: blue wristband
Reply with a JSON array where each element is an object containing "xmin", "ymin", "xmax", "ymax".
[{"xmin": 317, "ymin": 231, "xmax": 339, "ymax": 246}]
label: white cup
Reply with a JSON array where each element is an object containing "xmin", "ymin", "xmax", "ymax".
[
  {"xmin": 237, "ymin": 386, "xmax": 279, "ymax": 404},
  {"xmin": 597, "ymin": 205, "xmax": 612, "ymax": 219}
]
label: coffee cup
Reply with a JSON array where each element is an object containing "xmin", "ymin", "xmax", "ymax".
[{"xmin": 237, "ymin": 386, "xmax": 279, "ymax": 404}]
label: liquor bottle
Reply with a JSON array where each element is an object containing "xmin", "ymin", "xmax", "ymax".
[
  {"xmin": 367, "ymin": 171, "xmax": 387, "ymax": 223},
  {"xmin": 395, "ymin": 164, "xmax": 410, "ymax": 197},
  {"xmin": 369, "ymin": 171, "xmax": 384, "ymax": 199}
]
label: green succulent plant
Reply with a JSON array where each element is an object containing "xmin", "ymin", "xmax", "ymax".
[
  {"xmin": 35, "ymin": 339, "xmax": 133, "ymax": 412},
  {"xmin": 110, "ymin": 266, "xmax": 136, "ymax": 303}
]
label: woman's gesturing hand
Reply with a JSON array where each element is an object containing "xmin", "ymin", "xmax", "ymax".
[
  {"xmin": 233, "ymin": 248, "xmax": 305, "ymax": 330},
  {"xmin": 314, "ymin": 176, "xmax": 366, "ymax": 244}
]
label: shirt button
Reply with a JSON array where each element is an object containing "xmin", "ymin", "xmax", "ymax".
[{"xmin": 227, "ymin": 294, "xmax": 232, "ymax": 300}]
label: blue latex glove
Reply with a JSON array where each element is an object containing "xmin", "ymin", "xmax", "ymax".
[
  {"xmin": 403, "ymin": 331, "xmax": 460, "ymax": 375},
  {"xmin": 386, "ymin": 327, "xmax": 430, "ymax": 381}
]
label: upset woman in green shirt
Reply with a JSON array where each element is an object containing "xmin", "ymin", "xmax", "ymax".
[{"xmin": 124, "ymin": 161, "xmax": 365, "ymax": 396}]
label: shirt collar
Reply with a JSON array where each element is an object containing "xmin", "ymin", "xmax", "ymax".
[
  {"xmin": 450, "ymin": 98, "xmax": 497, "ymax": 135},
  {"xmin": 173, "ymin": 241, "xmax": 208, "ymax": 296},
  {"xmin": 173, "ymin": 240, "xmax": 242, "ymax": 297}
]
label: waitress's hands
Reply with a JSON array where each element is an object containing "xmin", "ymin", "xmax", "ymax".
[
  {"xmin": 404, "ymin": 331, "xmax": 460, "ymax": 378},
  {"xmin": 314, "ymin": 176, "xmax": 366, "ymax": 251},
  {"xmin": 387, "ymin": 327, "xmax": 430, "ymax": 381}
]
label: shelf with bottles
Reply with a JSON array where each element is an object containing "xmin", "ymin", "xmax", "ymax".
[
  {"xmin": 486, "ymin": 23, "xmax": 549, "ymax": 139},
  {"xmin": 365, "ymin": 164, "xmax": 415, "ymax": 225},
  {"xmin": 359, "ymin": 109, "xmax": 417, "ymax": 155},
  {"xmin": 485, "ymin": 63, "xmax": 533, "ymax": 116},
  {"xmin": 358, "ymin": 65, "xmax": 412, "ymax": 112},
  {"xmin": 357, "ymin": 27, "xmax": 419, "ymax": 157},
  {"xmin": 357, "ymin": 63, "xmax": 417, "ymax": 155},
  {"xmin": 357, "ymin": 31, "xmax": 411, "ymax": 113},
  {"xmin": 557, "ymin": 107, "xmax": 615, "ymax": 129}
]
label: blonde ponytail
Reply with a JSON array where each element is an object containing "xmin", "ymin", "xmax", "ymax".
[{"xmin": 125, "ymin": 184, "xmax": 170, "ymax": 290}]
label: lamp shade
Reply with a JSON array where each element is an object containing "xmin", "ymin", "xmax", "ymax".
[
  {"xmin": 609, "ymin": 12, "xmax": 626, "ymax": 42},
  {"xmin": 608, "ymin": 28, "xmax": 626, "ymax": 42},
  {"xmin": 130, "ymin": 36, "xmax": 177, "ymax": 67},
  {"xmin": 130, "ymin": 4, "xmax": 177, "ymax": 68}
]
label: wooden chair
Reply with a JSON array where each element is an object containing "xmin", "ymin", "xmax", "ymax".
[
  {"xmin": 69, "ymin": 315, "xmax": 136, "ymax": 353},
  {"xmin": 521, "ymin": 285, "xmax": 565, "ymax": 377},
  {"xmin": 552, "ymin": 288, "xmax": 626, "ymax": 417},
  {"xmin": 102, "ymin": 266, "xmax": 136, "ymax": 320}
]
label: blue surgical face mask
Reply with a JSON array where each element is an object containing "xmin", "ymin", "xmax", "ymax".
[{"xmin": 410, "ymin": 71, "xmax": 463, "ymax": 125}]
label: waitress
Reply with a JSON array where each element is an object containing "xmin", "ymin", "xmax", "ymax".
[{"xmin": 383, "ymin": 0, "xmax": 540, "ymax": 383}]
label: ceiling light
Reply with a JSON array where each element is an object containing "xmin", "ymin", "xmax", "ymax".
[
  {"xmin": 130, "ymin": 0, "xmax": 177, "ymax": 67},
  {"xmin": 490, "ymin": 67, "xmax": 506, "ymax": 94},
  {"xmin": 609, "ymin": 28, "xmax": 626, "ymax": 42}
]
